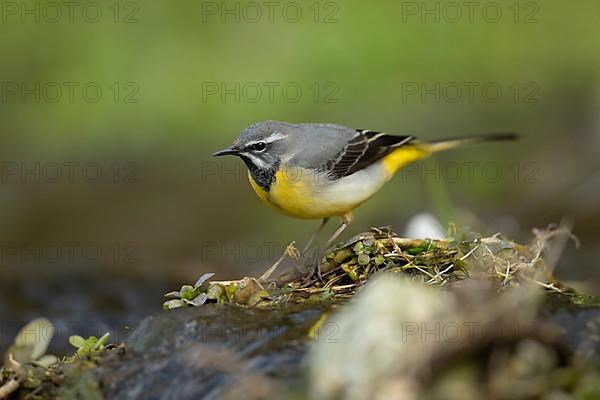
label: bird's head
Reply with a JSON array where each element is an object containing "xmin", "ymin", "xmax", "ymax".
[{"xmin": 213, "ymin": 121, "xmax": 295, "ymax": 174}]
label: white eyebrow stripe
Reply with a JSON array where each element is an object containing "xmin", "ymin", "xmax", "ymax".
[
  {"xmin": 264, "ymin": 131, "xmax": 287, "ymax": 143},
  {"xmin": 245, "ymin": 132, "xmax": 287, "ymax": 148}
]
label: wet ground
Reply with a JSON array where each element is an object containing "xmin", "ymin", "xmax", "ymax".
[
  {"xmin": 0, "ymin": 265, "xmax": 182, "ymax": 356},
  {"xmin": 75, "ymin": 286, "xmax": 600, "ymax": 399}
]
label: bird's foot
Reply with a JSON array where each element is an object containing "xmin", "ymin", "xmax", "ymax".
[{"xmin": 258, "ymin": 241, "xmax": 300, "ymax": 283}]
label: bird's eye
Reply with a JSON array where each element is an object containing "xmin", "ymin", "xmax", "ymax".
[{"xmin": 250, "ymin": 141, "xmax": 267, "ymax": 152}]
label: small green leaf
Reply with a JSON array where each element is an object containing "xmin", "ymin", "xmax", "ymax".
[
  {"xmin": 193, "ymin": 272, "xmax": 215, "ymax": 289},
  {"xmin": 68, "ymin": 335, "xmax": 87, "ymax": 349},
  {"xmin": 374, "ymin": 254, "xmax": 385, "ymax": 265},
  {"xmin": 190, "ymin": 293, "xmax": 208, "ymax": 306},
  {"xmin": 95, "ymin": 333, "xmax": 110, "ymax": 350},
  {"xmin": 357, "ymin": 254, "xmax": 371, "ymax": 265},
  {"xmin": 341, "ymin": 264, "xmax": 358, "ymax": 281},
  {"xmin": 224, "ymin": 284, "xmax": 239, "ymax": 302},
  {"xmin": 35, "ymin": 354, "xmax": 58, "ymax": 368},
  {"xmin": 163, "ymin": 299, "xmax": 185, "ymax": 310},
  {"xmin": 181, "ymin": 287, "xmax": 200, "ymax": 301},
  {"xmin": 353, "ymin": 242, "xmax": 364, "ymax": 253},
  {"xmin": 179, "ymin": 285, "xmax": 194, "ymax": 294},
  {"xmin": 407, "ymin": 246, "xmax": 426, "ymax": 255},
  {"xmin": 206, "ymin": 283, "xmax": 224, "ymax": 300}
]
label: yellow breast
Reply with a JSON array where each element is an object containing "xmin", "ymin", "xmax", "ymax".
[
  {"xmin": 248, "ymin": 169, "xmax": 351, "ymax": 219},
  {"xmin": 247, "ymin": 145, "xmax": 433, "ymax": 220}
]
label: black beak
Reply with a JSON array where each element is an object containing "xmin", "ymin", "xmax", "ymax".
[{"xmin": 212, "ymin": 145, "xmax": 239, "ymax": 157}]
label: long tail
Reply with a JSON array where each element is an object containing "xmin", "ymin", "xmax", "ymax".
[
  {"xmin": 425, "ymin": 132, "xmax": 519, "ymax": 153},
  {"xmin": 383, "ymin": 133, "xmax": 518, "ymax": 177}
]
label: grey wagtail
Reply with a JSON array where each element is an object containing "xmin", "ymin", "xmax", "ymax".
[{"xmin": 214, "ymin": 121, "xmax": 517, "ymax": 275}]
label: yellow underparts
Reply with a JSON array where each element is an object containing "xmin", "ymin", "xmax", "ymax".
[
  {"xmin": 248, "ymin": 169, "xmax": 323, "ymax": 219},
  {"xmin": 248, "ymin": 144, "xmax": 433, "ymax": 219}
]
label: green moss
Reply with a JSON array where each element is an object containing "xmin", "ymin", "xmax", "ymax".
[{"xmin": 159, "ymin": 226, "xmax": 571, "ymax": 309}]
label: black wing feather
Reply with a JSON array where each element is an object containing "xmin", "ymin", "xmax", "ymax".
[{"xmin": 323, "ymin": 129, "xmax": 414, "ymax": 179}]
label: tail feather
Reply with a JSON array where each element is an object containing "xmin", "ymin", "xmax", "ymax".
[
  {"xmin": 383, "ymin": 132, "xmax": 518, "ymax": 177},
  {"xmin": 425, "ymin": 132, "xmax": 519, "ymax": 153}
]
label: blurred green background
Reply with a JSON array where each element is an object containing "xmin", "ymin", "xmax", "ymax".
[{"xmin": 1, "ymin": 0, "xmax": 599, "ymax": 351}]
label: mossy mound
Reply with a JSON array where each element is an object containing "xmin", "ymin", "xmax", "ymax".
[{"xmin": 163, "ymin": 226, "xmax": 568, "ymax": 308}]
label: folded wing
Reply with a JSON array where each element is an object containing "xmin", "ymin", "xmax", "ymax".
[{"xmin": 322, "ymin": 129, "xmax": 414, "ymax": 180}]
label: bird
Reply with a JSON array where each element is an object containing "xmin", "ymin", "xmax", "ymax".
[{"xmin": 213, "ymin": 120, "xmax": 517, "ymax": 278}]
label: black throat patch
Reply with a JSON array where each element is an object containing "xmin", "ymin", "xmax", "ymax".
[{"xmin": 240, "ymin": 156, "xmax": 279, "ymax": 192}]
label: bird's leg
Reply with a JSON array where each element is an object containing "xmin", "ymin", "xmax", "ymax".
[
  {"xmin": 259, "ymin": 241, "xmax": 300, "ymax": 283},
  {"xmin": 324, "ymin": 212, "xmax": 354, "ymax": 250},
  {"xmin": 317, "ymin": 212, "xmax": 354, "ymax": 279},
  {"xmin": 261, "ymin": 218, "xmax": 330, "ymax": 283},
  {"xmin": 295, "ymin": 218, "xmax": 330, "ymax": 278},
  {"xmin": 302, "ymin": 217, "xmax": 330, "ymax": 254}
]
